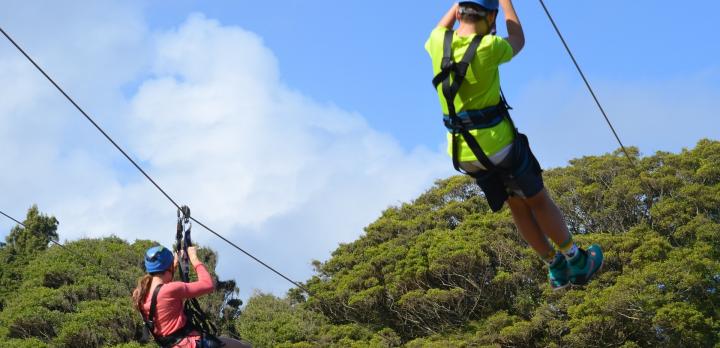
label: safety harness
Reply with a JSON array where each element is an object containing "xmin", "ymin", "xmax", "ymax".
[
  {"xmin": 144, "ymin": 283, "xmax": 197, "ymax": 347},
  {"xmin": 141, "ymin": 206, "xmax": 224, "ymax": 348},
  {"xmin": 431, "ymin": 30, "xmax": 518, "ymax": 177}
]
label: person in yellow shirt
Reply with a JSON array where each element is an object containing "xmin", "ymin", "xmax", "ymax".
[{"xmin": 426, "ymin": 0, "xmax": 603, "ymax": 289}]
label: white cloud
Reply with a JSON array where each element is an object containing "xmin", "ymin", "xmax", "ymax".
[
  {"xmin": 0, "ymin": 0, "xmax": 151, "ymax": 238},
  {"xmin": 2, "ymin": 1, "xmax": 717, "ymax": 299},
  {"xmin": 1, "ymin": 7, "xmax": 449, "ymax": 297},
  {"xmin": 124, "ymin": 14, "xmax": 450, "ymax": 295}
]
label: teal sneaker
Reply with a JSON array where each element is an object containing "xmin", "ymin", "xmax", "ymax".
[
  {"xmin": 548, "ymin": 253, "xmax": 570, "ymax": 290},
  {"xmin": 567, "ymin": 244, "xmax": 604, "ymax": 286}
]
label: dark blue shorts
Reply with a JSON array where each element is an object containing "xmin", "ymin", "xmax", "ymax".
[{"xmin": 469, "ymin": 133, "xmax": 544, "ymax": 212}]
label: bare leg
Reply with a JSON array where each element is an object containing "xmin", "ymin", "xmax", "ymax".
[
  {"xmin": 523, "ymin": 189, "xmax": 571, "ymax": 246},
  {"xmin": 220, "ymin": 337, "xmax": 253, "ymax": 348},
  {"xmin": 507, "ymin": 195, "xmax": 554, "ymax": 257}
]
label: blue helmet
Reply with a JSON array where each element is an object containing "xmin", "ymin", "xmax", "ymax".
[
  {"xmin": 460, "ymin": 0, "xmax": 499, "ymax": 11},
  {"xmin": 144, "ymin": 246, "xmax": 174, "ymax": 273}
]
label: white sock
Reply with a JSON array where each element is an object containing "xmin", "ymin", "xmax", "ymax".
[{"xmin": 563, "ymin": 244, "xmax": 579, "ymax": 259}]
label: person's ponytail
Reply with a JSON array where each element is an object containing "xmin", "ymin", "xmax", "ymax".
[{"xmin": 132, "ymin": 274, "xmax": 154, "ymax": 312}]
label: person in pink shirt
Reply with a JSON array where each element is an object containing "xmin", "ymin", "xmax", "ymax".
[{"xmin": 133, "ymin": 245, "xmax": 251, "ymax": 348}]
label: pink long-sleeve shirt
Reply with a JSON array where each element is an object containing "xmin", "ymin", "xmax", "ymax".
[{"xmin": 142, "ymin": 263, "xmax": 215, "ymax": 348}]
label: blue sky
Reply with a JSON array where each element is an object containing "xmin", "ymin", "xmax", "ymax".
[
  {"xmin": 0, "ymin": 1, "xmax": 719, "ymax": 298},
  {"xmin": 146, "ymin": 0, "xmax": 720, "ymax": 158}
]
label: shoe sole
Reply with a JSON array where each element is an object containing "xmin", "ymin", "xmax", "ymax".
[{"xmin": 551, "ymin": 282, "xmax": 570, "ymax": 291}]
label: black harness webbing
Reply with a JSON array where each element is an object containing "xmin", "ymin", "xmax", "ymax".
[
  {"xmin": 175, "ymin": 206, "xmax": 221, "ymax": 343},
  {"xmin": 144, "ymin": 284, "xmax": 196, "ymax": 348},
  {"xmin": 140, "ymin": 206, "xmax": 224, "ymax": 348},
  {"xmin": 432, "ymin": 30, "xmax": 516, "ymax": 177}
]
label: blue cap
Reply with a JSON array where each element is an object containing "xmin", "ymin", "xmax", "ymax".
[
  {"xmin": 460, "ymin": 0, "xmax": 499, "ymax": 11},
  {"xmin": 144, "ymin": 246, "xmax": 174, "ymax": 273}
]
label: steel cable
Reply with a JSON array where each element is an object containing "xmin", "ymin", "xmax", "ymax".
[{"xmin": 0, "ymin": 26, "xmax": 311, "ymax": 295}]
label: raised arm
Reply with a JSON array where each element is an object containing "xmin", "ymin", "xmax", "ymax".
[
  {"xmin": 500, "ymin": 0, "xmax": 525, "ymax": 56},
  {"xmin": 175, "ymin": 247, "xmax": 215, "ymax": 298},
  {"xmin": 437, "ymin": 3, "xmax": 460, "ymax": 29}
]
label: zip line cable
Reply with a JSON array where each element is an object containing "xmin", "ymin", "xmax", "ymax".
[
  {"xmin": 0, "ymin": 208, "xmax": 70, "ymax": 251},
  {"xmin": 186, "ymin": 217, "xmax": 312, "ymax": 294},
  {"xmin": 0, "ymin": 27, "xmax": 181, "ymax": 211},
  {"xmin": 0, "ymin": 209, "xmax": 25, "ymax": 227},
  {"xmin": 537, "ymin": 0, "xmax": 636, "ymax": 166},
  {"xmin": 537, "ymin": 2, "xmax": 665, "ymax": 224},
  {"xmin": 0, "ymin": 26, "xmax": 311, "ymax": 295}
]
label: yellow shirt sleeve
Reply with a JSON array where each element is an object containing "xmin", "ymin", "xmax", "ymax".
[
  {"xmin": 425, "ymin": 27, "xmax": 448, "ymax": 67},
  {"xmin": 492, "ymin": 36, "xmax": 514, "ymax": 65}
]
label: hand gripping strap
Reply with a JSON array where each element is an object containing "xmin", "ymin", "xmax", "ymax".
[{"xmin": 172, "ymin": 206, "xmax": 219, "ymax": 341}]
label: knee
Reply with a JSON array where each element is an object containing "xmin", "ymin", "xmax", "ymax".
[
  {"xmin": 507, "ymin": 196, "xmax": 533, "ymax": 218},
  {"xmin": 525, "ymin": 189, "xmax": 552, "ymax": 208},
  {"xmin": 506, "ymin": 196, "xmax": 524, "ymax": 209}
]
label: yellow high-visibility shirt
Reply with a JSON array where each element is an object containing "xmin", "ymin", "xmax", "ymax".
[{"xmin": 425, "ymin": 26, "xmax": 515, "ymax": 161}]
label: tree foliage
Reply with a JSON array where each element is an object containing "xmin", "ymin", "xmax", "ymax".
[
  {"xmin": 234, "ymin": 139, "xmax": 720, "ymax": 347},
  {"xmin": 0, "ymin": 208, "xmax": 241, "ymax": 347},
  {"xmin": 2, "ymin": 139, "xmax": 719, "ymax": 347},
  {"xmin": 0, "ymin": 206, "xmax": 59, "ymax": 303}
]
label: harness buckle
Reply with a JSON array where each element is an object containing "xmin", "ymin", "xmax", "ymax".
[
  {"xmin": 443, "ymin": 117, "xmax": 458, "ymax": 131},
  {"xmin": 443, "ymin": 116, "xmax": 475, "ymax": 132}
]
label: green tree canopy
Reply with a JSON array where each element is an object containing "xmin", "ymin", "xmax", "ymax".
[
  {"xmin": 2, "ymin": 139, "xmax": 719, "ymax": 347},
  {"xmin": 0, "ymin": 212, "xmax": 241, "ymax": 348},
  {"xmin": 235, "ymin": 139, "xmax": 720, "ymax": 347}
]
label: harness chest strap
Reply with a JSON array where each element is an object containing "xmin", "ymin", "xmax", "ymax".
[
  {"xmin": 433, "ymin": 30, "xmax": 499, "ymax": 174},
  {"xmin": 433, "ymin": 29, "xmax": 520, "ymax": 176},
  {"xmin": 144, "ymin": 284, "xmax": 196, "ymax": 348}
]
